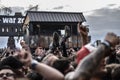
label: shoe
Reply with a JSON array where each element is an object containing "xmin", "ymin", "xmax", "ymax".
[
  {"xmin": 53, "ymin": 32, "xmax": 59, "ymax": 47},
  {"xmin": 65, "ymin": 25, "xmax": 71, "ymax": 38},
  {"xmin": 49, "ymin": 32, "xmax": 59, "ymax": 52}
]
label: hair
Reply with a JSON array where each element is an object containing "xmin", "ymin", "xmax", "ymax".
[
  {"xmin": 111, "ymin": 65, "xmax": 120, "ymax": 80},
  {"xmin": 0, "ymin": 65, "xmax": 13, "ymax": 70},
  {"xmin": 52, "ymin": 59, "xmax": 70, "ymax": 74},
  {"xmin": 92, "ymin": 71, "xmax": 111, "ymax": 80},
  {"xmin": 0, "ymin": 56, "xmax": 23, "ymax": 69},
  {"xmin": 0, "ymin": 65, "xmax": 16, "ymax": 78},
  {"xmin": 0, "ymin": 65, "xmax": 26, "ymax": 78},
  {"xmin": 27, "ymin": 72, "xmax": 43, "ymax": 80},
  {"xmin": 105, "ymin": 63, "xmax": 120, "ymax": 80}
]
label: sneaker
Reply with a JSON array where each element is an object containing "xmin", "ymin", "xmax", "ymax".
[
  {"xmin": 65, "ymin": 25, "xmax": 71, "ymax": 38},
  {"xmin": 49, "ymin": 32, "xmax": 59, "ymax": 51},
  {"xmin": 53, "ymin": 32, "xmax": 59, "ymax": 47}
]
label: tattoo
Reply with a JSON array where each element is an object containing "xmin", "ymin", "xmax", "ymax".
[{"xmin": 65, "ymin": 44, "xmax": 111, "ymax": 80}]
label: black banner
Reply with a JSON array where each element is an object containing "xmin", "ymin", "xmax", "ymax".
[{"xmin": 0, "ymin": 16, "xmax": 24, "ymax": 24}]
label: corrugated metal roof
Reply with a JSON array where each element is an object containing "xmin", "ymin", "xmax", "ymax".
[{"xmin": 26, "ymin": 11, "xmax": 86, "ymax": 22}]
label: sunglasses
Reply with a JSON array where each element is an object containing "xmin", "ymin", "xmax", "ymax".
[{"xmin": 0, "ymin": 73, "xmax": 15, "ymax": 77}]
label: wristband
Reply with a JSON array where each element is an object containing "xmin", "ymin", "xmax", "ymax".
[
  {"xmin": 102, "ymin": 41, "xmax": 110, "ymax": 47},
  {"xmin": 30, "ymin": 59, "xmax": 39, "ymax": 70}
]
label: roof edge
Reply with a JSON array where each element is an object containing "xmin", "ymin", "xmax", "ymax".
[{"xmin": 26, "ymin": 10, "xmax": 83, "ymax": 14}]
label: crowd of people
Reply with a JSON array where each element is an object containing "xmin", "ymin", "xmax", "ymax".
[{"xmin": 0, "ymin": 23, "xmax": 120, "ymax": 80}]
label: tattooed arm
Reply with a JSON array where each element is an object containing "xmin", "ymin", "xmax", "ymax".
[{"xmin": 65, "ymin": 32, "xmax": 119, "ymax": 80}]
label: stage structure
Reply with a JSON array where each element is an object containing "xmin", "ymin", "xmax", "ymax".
[{"xmin": 23, "ymin": 11, "xmax": 86, "ymax": 49}]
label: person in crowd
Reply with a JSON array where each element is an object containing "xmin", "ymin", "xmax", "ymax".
[
  {"xmin": 48, "ymin": 32, "xmax": 60, "ymax": 54},
  {"xmin": 48, "ymin": 25, "xmax": 71, "ymax": 57},
  {"xmin": 0, "ymin": 49, "xmax": 64, "ymax": 80},
  {"xmin": 20, "ymin": 39, "xmax": 30, "ymax": 52},
  {"xmin": 105, "ymin": 44, "xmax": 120, "ymax": 64},
  {"xmin": 52, "ymin": 58, "xmax": 74, "ymax": 75},
  {"xmin": 0, "ymin": 65, "xmax": 30, "ymax": 80},
  {"xmin": 65, "ymin": 32, "xmax": 119, "ymax": 80},
  {"xmin": 0, "ymin": 65, "xmax": 16, "ymax": 80},
  {"xmin": 42, "ymin": 52, "xmax": 59, "ymax": 66},
  {"xmin": 16, "ymin": 32, "xmax": 120, "ymax": 80},
  {"xmin": 59, "ymin": 25, "xmax": 71, "ymax": 57},
  {"xmin": 33, "ymin": 47, "xmax": 46, "ymax": 62},
  {"xmin": 76, "ymin": 43, "xmax": 96, "ymax": 64},
  {"xmin": 0, "ymin": 22, "xmax": 120, "ymax": 80}
]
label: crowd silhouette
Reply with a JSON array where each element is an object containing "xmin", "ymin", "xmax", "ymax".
[{"xmin": 0, "ymin": 23, "xmax": 120, "ymax": 80}]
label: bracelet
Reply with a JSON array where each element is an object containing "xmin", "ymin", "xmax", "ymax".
[
  {"xmin": 101, "ymin": 41, "xmax": 110, "ymax": 47},
  {"xmin": 30, "ymin": 59, "xmax": 39, "ymax": 70}
]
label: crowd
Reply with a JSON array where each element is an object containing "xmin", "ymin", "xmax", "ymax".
[{"xmin": 0, "ymin": 23, "xmax": 120, "ymax": 80}]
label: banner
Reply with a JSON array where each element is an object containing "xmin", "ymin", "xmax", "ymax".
[{"xmin": 0, "ymin": 16, "xmax": 24, "ymax": 24}]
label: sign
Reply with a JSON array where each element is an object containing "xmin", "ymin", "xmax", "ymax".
[
  {"xmin": 0, "ymin": 16, "xmax": 24, "ymax": 24},
  {"xmin": 0, "ymin": 16, "xmax": 25, "ymax": 36}
]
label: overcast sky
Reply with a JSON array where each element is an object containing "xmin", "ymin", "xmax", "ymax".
[
  {"xmin": 1, "ymin": 0, "xmax": 120, "ymax": 12},
  {"xmin": 0, "ymin": 0, "xmax": 120, "ymax": 48}
]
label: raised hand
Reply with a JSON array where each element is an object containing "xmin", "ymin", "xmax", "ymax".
[
  {"xmin": 104, "ymin": 32, "xmax": 119, "ymax": 48},
  {"xmin": 77, "ymin": 22, "xmax": 88, "ymax": 46}
]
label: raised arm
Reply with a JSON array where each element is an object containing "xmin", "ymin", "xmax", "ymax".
[
  {"xmin": 77, "ymin": 22, "xmax": 88, "ymax": 46},
  {"xmin": 65, "ymin": 32, "xmax": 119, "ymax": 80},
  {"xmin": 17, "ymin": 49, "xmax": 64, "ymax": 80}
]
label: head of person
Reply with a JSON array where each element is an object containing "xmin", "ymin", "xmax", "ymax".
[
  {"xmin": 110, "ymin": 64, "xmax": 120, "ymax": 80},
  {"xmin": 104, "ymin": 32, "xmax": 119, "ymax": 50},
  {"xmin": 0, "ymin": 65, "xmax": 16, "ymax": 80},
  {"xmin": 20, "ymin": 40, "xmax": 25, "ymax": 45},
  {"xmin": 44, "ymin": 54, "xmax": 59, "ymax": 66},
  {"xmin": 52, "ymin": 59, "xmax": 74, "ymax": 75},
  {"xmin": 90, "ymin": 71, "xmax": 110, "ymax": 80},
  {"xmin": 34, "ymin": 47, "xmax": 44, "ymax": 56}
]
